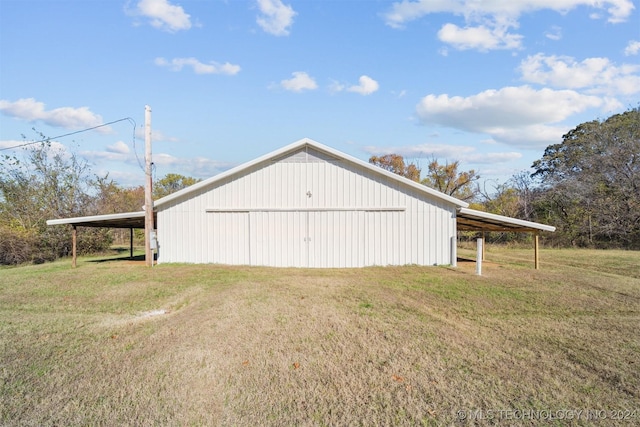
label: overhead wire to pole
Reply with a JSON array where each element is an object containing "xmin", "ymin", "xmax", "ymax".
[{"xmin": 0, "ymin": 117, "xmax": 136, "ymax": 152}]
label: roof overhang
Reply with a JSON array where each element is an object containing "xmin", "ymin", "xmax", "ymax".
[
  {"xmin": 457, "ymin": 208, "xmax": 555, "ymax": 233},
  {"xmin": 46, "ymin": 211, "xmax": 155, "ymax": 229}
]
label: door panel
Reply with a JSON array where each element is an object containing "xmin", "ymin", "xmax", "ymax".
[
  {"xmin": 308, "ymin": 210, "xmax": 365, "ymax": 268},
  {"xmin": 208, "ymin": 212, "xmax": 250, "ymax": 265},
  {"xmin": 250, "ymin": 211, "xmax": 306, "ymax": 267}
]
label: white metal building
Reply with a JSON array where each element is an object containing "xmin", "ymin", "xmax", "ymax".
[
  {"xmin": 48, "ymin": 138, "xmax": 555, "ymax": 268},
  {"xmin": 153, "ymin": 138, "xmax": 467, "ymax": 267}
]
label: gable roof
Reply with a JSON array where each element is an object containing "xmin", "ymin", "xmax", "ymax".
[
  {"xmin": 46, "ymin": 139, "xmax": 555, "ymax": 235},
  {"xmin": 154, "ymin": 138, "xmax": 469, "ymax": 209}
]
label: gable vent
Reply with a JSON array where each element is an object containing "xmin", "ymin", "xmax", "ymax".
[{"xmin": 273, "ymin": 147, "xmax": 340, "ymax": 164}]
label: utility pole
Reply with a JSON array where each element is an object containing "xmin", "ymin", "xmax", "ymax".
[{"xmin": 144, "ymin": 105, "xmax": 154, "ymax": 267}]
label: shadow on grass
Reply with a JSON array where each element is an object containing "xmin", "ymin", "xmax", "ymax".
[
  {"xmin": 89, "ymin": 256, "xmax": 475, "ymax": 265},
  {"xmin": 88, "ymin": 250, "xmax": 159, "ymax": 264},
  {"xmin": 87, "ymin": 254, "xmax": 146, "ymax": 263}
]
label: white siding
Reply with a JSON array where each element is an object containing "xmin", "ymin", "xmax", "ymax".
[
  {"xmin": 157, "ymin": 147, "xmax": 457, "ymax": 267},
  {"xmin": 250, "ymin": 211, "xmax": 306, "ymax": 267}
]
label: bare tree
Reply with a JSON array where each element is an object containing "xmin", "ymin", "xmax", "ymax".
[
  {"xmin": 368, "ymin": 154, "xmax": 421, "ymax": 182},
  {"xmin": 421, "ymin": 159, "xmax": 479, "ymax": 202}
]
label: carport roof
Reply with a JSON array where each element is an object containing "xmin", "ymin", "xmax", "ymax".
[
  {"xmin": 46, "ymin": 211, "xmax": 154, "ymax": 229},
  {"xmin": 457, "ymin": 208, "xmax": 556, "ymax": 233}
]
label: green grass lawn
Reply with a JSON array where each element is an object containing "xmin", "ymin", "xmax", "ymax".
[{"xmin": 1, "ymin": 248, "xmax": 639, "ymax": 425}]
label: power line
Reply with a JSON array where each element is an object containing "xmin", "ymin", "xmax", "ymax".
[
  {"xmin": 129, "ymin": 118, "xmax": 146, "ymax": 173},
  {"xmin": 0, "ymin": 117, "xmax": 135, "ymax": 152}
]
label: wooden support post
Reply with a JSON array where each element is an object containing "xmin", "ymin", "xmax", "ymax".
[
  {"xmin": 481, "ymin": 231, "xmax": 486, "ymax": 261},
  {"xmin": 534, "ymin": 232, "xmax": 540, "ymax": 270},
  {"xmin": 72, "ymin": 225, "xmax": 77, "ymax": 268},
  {"xmin": 130, "ymin": 228, "xmax": 134, "ymax": 259}
]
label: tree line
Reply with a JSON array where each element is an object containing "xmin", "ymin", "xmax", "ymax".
[
  {"xmin": 370, "ymin": 108, "xmax": 639, "ymax": 249},
  {"xmin": 0, "ymin": 136, "xmax": 198, "ymax": 265},
  {"xmin": 1, "ymin": 108, "xmax": 638, "ymax": 265}
]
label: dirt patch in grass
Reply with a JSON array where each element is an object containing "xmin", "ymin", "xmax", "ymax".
[{"xmin": 1, "ymin": 249, "xmax": 639, "ymax": 425}]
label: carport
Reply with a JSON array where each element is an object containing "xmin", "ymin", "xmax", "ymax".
[
  {"xmin": 456, "ymin": 207, "xmax": 556, "ymax": 269},
  {"xmin": 46, "ymin": 211, "xmax": 153, "ymax": 267}
]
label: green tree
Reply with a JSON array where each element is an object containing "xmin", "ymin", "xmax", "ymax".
[
  {"xmin": 95, "ymin": 177, "xmax": 144, "ymax": 213},
  {"xmin": 0, "ymin": 138, "xmax": 111, "ymax": 264},
  {"xmin": 475, "ymin": 175, "xmax": 540, "ymax": 245},
  {"xmin": 531, "ymin": 108, "xmax": 640, "ymax": 248},
  {"xmin": 481, "ymin": 183, "xmax": 520, "ymax": 218},
  {"xmin": 153, "ymin": 173, "xmax": 200, "ymax": 199},
  {"xmin": 93, "ymin": 178, "xmax": 145, "ymax": 246},
  {"xmin": 478, "ymin": 171, "xmax": 540, "ymax": 221}
]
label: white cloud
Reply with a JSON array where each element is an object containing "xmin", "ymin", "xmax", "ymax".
[
  {"xmin": 133, "ymin": 0, "xmax": 191, "ymax": 32},
  {"xmin": 0, "ymin": 139, "xmax": 69, "ymax": 157},
  {"xmin": 347, "ymin": 75, "xmax": 380, "ymax": 95},
  {"xmin": 600, "ymin": 0, "xmax": 635, "ymax": 23},
  {"xmin": 256, "ymin": 0, "xmax": 296, "ymax": 36},
  {"xmin": 393, "ymin": 89, "xmax": 408, "ymax": 98},
  {"xmin": 82, "ymin": 149, "xmax": 132, "ymax": 162},
  {"xmin": 134, "ymin": 127, "xmax": 180, "ymax": 143},
  {"xmin": 155, "ymin": 57, "xmax": 241, "ymax": 75},
  {"xmin": 82, "ymin": 148, "xmax": 236, "ymax": 180},
  {"xmin": 0, "ymin": 98, "xmax": 108, "ymax": 132},
  {"xmin": 544, "ymin": 25, "xmax": 562, "ymax": 41},
  {"xmin": 362, "ymin": 142, "xmax": 522, "ymax": 165},
  {"xmin": 466, "ymin": 151, "xmax": 523, "ymax": 164},
  {"xmin": 152, "ymin": 152, "xmax": 181, "ymax": 166},
  {"xmin": 383, "ymin": 0, "xmax": 634, "ymax": 28},
  {"xmin": 328, "ymin": 80, "xmax": 346, "ymax": 94},
  {"xmin": 0, "ymin": 139, "xmax": 24, "ymax": 151},
  {"xmin": 415, "ymin": 86, "xmax": 609, "ymax": 148},
  {"xmin": 437, "ymin": 22, "xmax": 522, "ymax": 51},
  {"xmin": 383, "ymin": 0, "xmax": 634, "ymax": 51},
  {"xmin": 487, "ymin": 123, "xmax": 572, "ymax": 147},
  {"xmin": 107, "ymin": 141, "xmax": 131, "ymax": 154},
  {"xmin": 365, "ymin": 143, "xmax": 474, "ymax": 159},
  {"xmin": 96, "ymin": 170, "xmax": 145, "ymax": 188},
  {"xmin": 519, "ymin": 53, "xmax": 640, "ymax": 95},
  {"xmin": 279, "ymin": 72, "xmax": 318, "ymax": 92},
  {"xmin": 624, "ymin": 40, "xmax": 640, "ymax": 56},
  {"xmin": 383, "ymin": 0, "xmax": 460, "ymax": 29},
  {"xmin": 151, "ymin": 153, "xmax": 235, "ymax": 179},
  {"xmin": 331, "ymin": 76, "xmax": 380, "ymax": 95},
  {"xmin": 152, "ymin": 130, "xmax": 179, "ymax": 143}
]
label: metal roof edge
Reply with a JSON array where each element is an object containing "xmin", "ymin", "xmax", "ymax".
[
  {"xmin": 457, "ymin": 207, "xmax": 556, "ymax": 232},
  {"xmin": 154, "ymin": 138, "xmax": 468, "ymax": 209},
  {"xmin": 46, "ymin": 211, "xmax": 146, "ymax": 226}
]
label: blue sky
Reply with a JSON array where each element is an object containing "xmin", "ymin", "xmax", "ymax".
[{"xmin": 1, "ymin": 0, "xmax": 639, "ymax": 190}]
